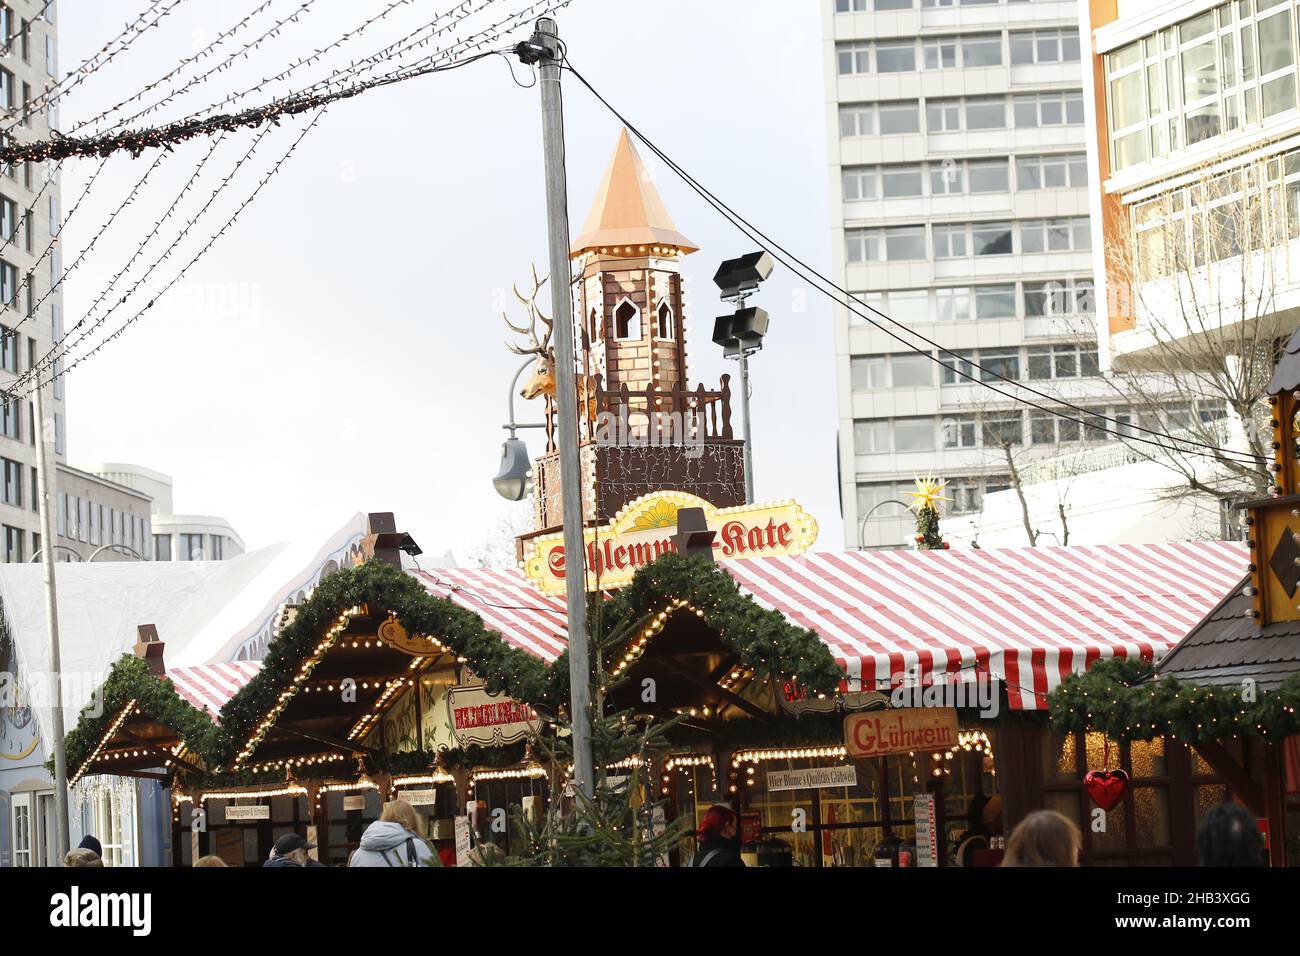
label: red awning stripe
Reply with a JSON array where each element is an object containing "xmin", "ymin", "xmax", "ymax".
[
  {"xmin": 405, "ymin": 542, "xmax": 1246, "ymax": 711},
  {"xmin": 168, "ymin": 661, "xmax": 262, "ymax": 719}
]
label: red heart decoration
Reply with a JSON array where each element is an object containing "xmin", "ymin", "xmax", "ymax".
[{"xmin": 1084, "ymin": 769, "xmax": 1129, "ymax": 812}]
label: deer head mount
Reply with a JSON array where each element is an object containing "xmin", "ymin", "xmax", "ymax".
[{"xmin": 503, "ymin": 265, "xmax": 556, "ymax": 400}]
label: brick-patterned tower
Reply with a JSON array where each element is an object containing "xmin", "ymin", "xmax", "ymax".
[
  {"xmin": 525, "ymin": 130, "xmax": 747, "ymax": 537},
  {"xmin": 571, "ymin": 129, "xmax": 697, "ymax": 397}
]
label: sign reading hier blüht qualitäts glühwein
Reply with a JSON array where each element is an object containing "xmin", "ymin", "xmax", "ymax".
[{"xmin": 520, "ymin": 491, "xmax": 818, "ymax": 594}]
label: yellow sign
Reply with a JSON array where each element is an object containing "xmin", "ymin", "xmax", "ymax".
[
  {"xmin": 377, "ymin": 617, "xmax": 443, "ymax": 657},
  {"xmin": 521, "ymin": 491, "xmax": 818, "ymax": 594}
]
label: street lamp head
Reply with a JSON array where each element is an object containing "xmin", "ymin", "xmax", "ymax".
[
  {"xmin": 713, "ymin": 251, "xmax": 775, "ymax": 301},
  {"xmin": 493, "ymin": 438, "xmax": 534, "ymax": 501},
  {"xmin": 713, "ymin": 306, "xmax": 769, "ymax": 355}
]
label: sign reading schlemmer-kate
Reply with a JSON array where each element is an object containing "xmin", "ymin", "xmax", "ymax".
[{"xmin": 520, "ymin": 491, "xmax": 818, "ymax": 594}]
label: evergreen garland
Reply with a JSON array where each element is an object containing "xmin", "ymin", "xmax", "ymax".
[
  {"xmin": 58, "ymin": 654, "xmax": 222, "ymax": 780},
  {"xmin": 213, "ymin": 560, "xmax": 554, "ymax": 765},
  {"xmin": 1047, "ymin": 657, "xmax": 1300, "ymax": 742},
  {"xmin": 595, "ymin": 552, "xmax": 845, "ymax": 699}
]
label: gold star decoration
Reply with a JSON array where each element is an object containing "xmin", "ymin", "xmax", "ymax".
[{"xmin": 907, "ymin": 474, "xmax": 950, "ymax": 514}]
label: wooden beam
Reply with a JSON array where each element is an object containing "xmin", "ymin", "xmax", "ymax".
[
  {"xmin": 654, "ymin": 656, "xmax": 773, "ymax": 723},
  {"xmin": 121, "ymin": 731, "xmax": 204, "ymax": 776},
  {"xmin": 270, "ymin": 725, "xmax": 372, "ymax": 756},
  {"xmin": 1190, "ymin": 738, "xmax": 1264, "ymax": 815},
  {"xmin": 1261, "ymin": 741, "xmax": 1288, "ymax": 867}
]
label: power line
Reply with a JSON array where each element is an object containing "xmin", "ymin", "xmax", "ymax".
[
  {"xmin": 562, "ymin": 61, "xmax": 1268, "ymax": 469},
  {"xmin": 2, "ymin": 0, "xmax": 193, "ymax": 132},
  {"xmin": 134, "ymin": 0, "xmax": 476, "ymax": 133},
  {"xmin": 0, "ymin": 46, "xmax": 504, "ymax": 166},
  {"xmin": 17, "ymin": 2, "xmax": 570, "ymax": 394},
  {"xmin": 13, "ymin": 118, "xmax": 322, "ymax": 402},
  {"xmin": 69, "ymin": 0, "xmax": 312, "ymax": 137}
]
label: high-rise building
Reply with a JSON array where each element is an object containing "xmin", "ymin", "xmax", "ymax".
[
  {"xmin": 1081, "ymin": 0, "xmax": 1300, "ymax": 367},
  {"xmin": 0, "ymin": 1, "xmax": 74, "ymax": 563},
  {"xmin": 823, "ymin": 0, "xmax": 1125, "ymax": 549}
]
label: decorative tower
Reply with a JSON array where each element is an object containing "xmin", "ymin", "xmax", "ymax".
[
  {"xmin": 1244, "ymin": 331, "xmax": 1300, "ymax": 623},
  {"xmin": 523, "ymin": 130, "xmax": 747, "ymax": 537}
]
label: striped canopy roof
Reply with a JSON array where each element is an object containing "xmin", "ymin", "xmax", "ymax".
[
  {"xmin": 411, "ymin": 542, "xmax": 1248, "ymax": 710},
  {"xmin": 168, "ymin": 661, "xmax": 264, "ymax": 719}
]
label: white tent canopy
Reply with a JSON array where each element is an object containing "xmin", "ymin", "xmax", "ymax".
[{"xmin": 0, "ymin": 513, "xmax": 368, "ymax": 748}]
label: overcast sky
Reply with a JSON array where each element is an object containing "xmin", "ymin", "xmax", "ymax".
[{"xmin": 56, "ymin": 0, "xmax": 840, "ymax": 559}]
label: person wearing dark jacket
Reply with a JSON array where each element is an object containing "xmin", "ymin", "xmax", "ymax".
[
  {"xmin": 691, "ymin": 805, "xmax": 745, "ymax": 867},
  {"xmin": 263, "ymin": 833, "xmax": 315, "ymax": 867}
]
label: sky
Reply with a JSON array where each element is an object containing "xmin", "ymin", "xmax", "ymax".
[{"xmin": 55, "ymin": 0, "xmax": 841, "ymax": 559}]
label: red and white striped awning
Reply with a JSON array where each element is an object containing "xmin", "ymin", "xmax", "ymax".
[
  {"xmin": 168, "ymin": 661, "xmax": 263, "ymax": 719},
  {"xmin": 412, "ymin": 542, "xmax": 1247, "ymax": 710}
]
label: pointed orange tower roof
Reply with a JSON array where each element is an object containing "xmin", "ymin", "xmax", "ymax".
[{"xmin": 570, "ymin": 129, "xmax": 698, "ymax": 259}]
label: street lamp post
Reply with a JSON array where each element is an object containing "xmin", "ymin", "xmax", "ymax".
[
  {"xmin": 713, "ymin": 252, "xmax": 775, "ymax": 505},
  {"xmin": 520, "ymin": 17, "xmax": 595, "ymax": 800},
  {"xmin": 493, "ymin": 357, "xmax": 548, "ymax": 502},
  {"xmin": 858, "ymin": 499, "xmax": 911, "ymax": 550}
]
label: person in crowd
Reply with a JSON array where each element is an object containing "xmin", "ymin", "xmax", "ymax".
[
  {"xmin": 1196, "ymin": 802, "xmax": 1266, "ymax": 867},
  {"xmin": 1002, "ymin": 810, "xmax": 1081, "ymax": 866},
  {"xmin": 194, "ymin": 855, "xmax": 228, "ymax": 867},
  {"xmin": 349, "ymin": 799, "xmax": 436, "ymax": 867},
  {"xmin": 954, "ymin": 793, "xmax": 1001, "ymax": 866},
  {"xmin": 77, "ymin": 835, "xmax": 103, "ymax": 858},
  {"xmin": 691, "ymin": 804, "xmax": 745, "ymax": 867},
  {"xmin": 64, "ymin": 848, "xmax": 104, "ymax": 867},
  {"xmin": 263, "ymin": 833, "xmax": 315, "ymax": 867}
]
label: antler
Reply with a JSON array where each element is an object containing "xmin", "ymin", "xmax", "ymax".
[{"xmin": 503, "ymin": 265, "xmax": 554, "ymax": 356}]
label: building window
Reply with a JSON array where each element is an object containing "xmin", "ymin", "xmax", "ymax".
[
  {"xmin": 961, "ymin": 34, "xmax": 1003, "ymax": 67},
  {"xmin": 1010, "ymin": 29, "xmax": 1080, "ymax": 65},
  {"xmin": 891, "ymin": 352, "xmax": 934, "ymax": 387},
  {"xmin": 981, "ymin": 412, "xmax": 1024, "ymax": 447},
  {"xmin": 933, "ymin": 224, "xmax": 967, "ymax": 258},
  {"xmin": 935, "ymin": 287, "xmax": 971, "ymax": 322},
  {"xmin": 923, "ymin": 37, "xmax": 957, "ymax": 70},
  {"xmin": 876, "ymin": 40, "xmax": 917, "ymax": 72},
  {"xmin": 851, "ymin": 356, "xmax": 888, "ymax": 391},
  {"xmin": 964, "ymin": 96, "xmax": 1007, "ymax": 129},
  {"xmin": 210, "ymin": 535, "xmax": 223, "ymax": 560},
  {"xmin": 611, "ymin": 297, "xmax": 641, "ymax": 341},
  {"xmin": 881, "ymin": 164, "xmax": 923, "ymax": 198},
  {"xmin": 77, "ymin": 497, "xmax": 86, "ymax": 542},
  {"xmin": 974, "ymin": 284, "xmax": 1017, "ymax": 319},
  {"xmin": 940, "ymin": 350, "xmax": 977, "ymax": 385},
  {"xmin": 181, "ymin": 533, "xmax": 204, "ymax": 561},
  {"xmin": 972, "ymin": 222, "xmax": 1014, "ymax": 256},
  {"xmin": 840, "ymin": 100, "xmax": 920, "ymax": 136},
  {"xmin": 1020, "ymin": 217, "xmax": 1091, "ymax": 253},
  {"xmin": 1, "ymin": 457, "xmax": 19, "ymax": 506},
  {"xmin": 1027, "ymin": 343, "xmax": 1101, "ymax": 380},
  {"xmin": 1024, "ymin": 278, "xmax": 1095, "ymax": 316},
  {"xmin": 0, "ymin": 261, "xmax": 15, "ymax": 308},
  {"xmin": 3, "ymin": 524, "xmax": 21, "ymax": 562},
  {"xmin": 154, "ymin": 533, "xmax": 171, "ymax": 561},
  {"xmin": 968, "ymin": 158, "xmax": 1009, "ymax": 193},
  {"xmin": 854, "ymin": 418, "xmax": 891, "ymax": 453},
  {"xmin": 1014, "ymin": 91, "xmax": 1085, "ymax": 127},
  {"xmin": 0, "ymin": 391, "xmax": 18, "ymax": 440},
  {"xmin": 842, "ymin": 166, "xmax": 877, "ymax": 200},
  {"xmin": 1016, "ymin": 153, "xmax": 1089, "ymax": 190},
  {"xmin": 942, "ymin": 415, "xmax": 978, "ymax": 448},
  {"xmin": 893, "ymin": 417, "xmax": 935, "ymax": 452},
  {"xmin": 53, "ymin": 412, "xmax": 63, "ymax": 454},
  {"xmin": 837, "ymin": 41, "xmax": 872, "ymax": 75},
  {"xmin": 980, "ymin": 348, "xmax": 1021, "ymax": 381}
]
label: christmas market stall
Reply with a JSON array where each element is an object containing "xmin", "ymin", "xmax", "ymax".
[
  {"xmin": 1048, "ymin": 332, "xmax": 1300, "ymax": 867},
  {"xmin": 420, "ymin": 519, "xmax": 1247, "ymax": 866}
]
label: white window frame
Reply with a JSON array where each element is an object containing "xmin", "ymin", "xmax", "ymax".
[{"xmin": 610, "ymin": 296, "xmax": 641, "ymax": 341}]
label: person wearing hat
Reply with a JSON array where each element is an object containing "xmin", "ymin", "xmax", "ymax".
[
  {"xmin": 264, "ymin": 833, "xmax": 316, "ymax": 867},
  {"xmin": 77, "ymin": 835, "xmax": 103, "ymax": 860}
]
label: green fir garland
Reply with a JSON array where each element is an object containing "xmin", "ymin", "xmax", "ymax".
[
  {"xmin": 1047, "ymin": 657, "xmax": 1300, "ymax": 742},
  {"xmin": 58, "ymin": 654, "xmax": 222, "ymax": 780}
]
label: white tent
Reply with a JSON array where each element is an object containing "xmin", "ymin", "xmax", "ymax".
[{"xmin": 0, "ymin": 513, "xmax": 368, "ymax": 749}]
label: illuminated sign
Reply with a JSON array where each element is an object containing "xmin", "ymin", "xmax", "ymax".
[{"xmin": 521, "ymin": 491, "xmax": 818, "ymax": 594}]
